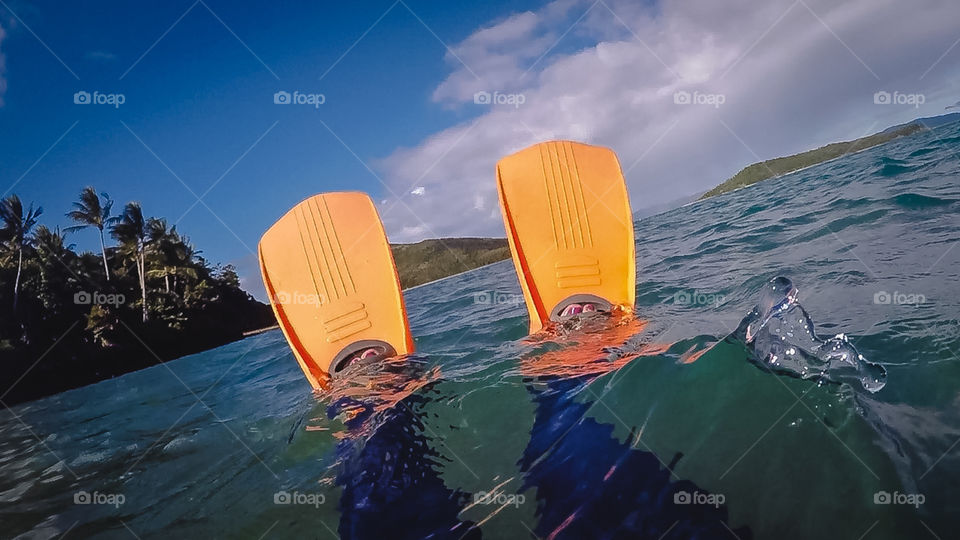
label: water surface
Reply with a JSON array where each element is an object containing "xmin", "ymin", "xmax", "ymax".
[{"xmin": 2, "ymin": 122, "xmax": 960, "ymax": 539}]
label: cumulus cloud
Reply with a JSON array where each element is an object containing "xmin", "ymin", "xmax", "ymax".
[
  {"xmin": 376, "ymin": 0, "xmax": 960, "ymax": 242},
  {"xmin": 431, "ymin": 0, "xmax": 584, "ymax": 105}
]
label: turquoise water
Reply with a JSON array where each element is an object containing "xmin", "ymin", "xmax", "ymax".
[{"xmin": 2, "ymin": 122, "xmax": 960, "ymax": 539}]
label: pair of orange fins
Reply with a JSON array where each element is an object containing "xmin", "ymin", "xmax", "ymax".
[{"xmin": 259, "ymin": 141, "xmax": 636, "ymax": 389}]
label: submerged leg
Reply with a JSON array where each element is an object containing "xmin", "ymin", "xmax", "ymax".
[
  {"xmin": 519, "ymin": 375, "xmax": 751, "ymax": 539},
  {"xmin": 333, "ymin": 391, "xmax": 479, "ymax": 540}
]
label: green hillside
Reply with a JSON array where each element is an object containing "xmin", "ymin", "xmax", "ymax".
[
  {"xmin": 391, "ymin": 238, "xmax": 511, "ymax": 289},
  {"xmin": 700, "ymin": 123, "xmax": 926, "ymax": 199}
]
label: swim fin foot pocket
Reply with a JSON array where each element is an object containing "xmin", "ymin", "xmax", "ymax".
[
  {"xmin": 497, "ymin": 140, "xmax": 636, "ymax": 334},
  {"xmin": 259, "ymin": 192, "xmax": 414, "ymax": 388},
  {"xmin": 551, "ymin": 294, "xmax": 614, "ymax": 321}
]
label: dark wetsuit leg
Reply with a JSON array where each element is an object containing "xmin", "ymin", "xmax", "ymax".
[
  {"xmin": 520, "ymin": 376, "xmax": 752, "ymax": 540},
  {"xmin": 331, "ymin": 394, "xmax": 480, "ymax": 540}
]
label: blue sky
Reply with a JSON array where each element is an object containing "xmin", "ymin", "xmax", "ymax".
[
  {"xmin": 2, "ymin": 0, "xmax": 959, "ymax": 299},
  {"xmin": 0, "ymin": 0, "xmax": 543, "ymax": 294}
]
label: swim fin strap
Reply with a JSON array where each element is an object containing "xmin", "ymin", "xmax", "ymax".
[
  {"xmin": 259, "ymin": 192, "xmax": 414, "ymax": 387},
  {"xmin": 496, "ymin": 140, "xmax": 636, "ymax": 334}
]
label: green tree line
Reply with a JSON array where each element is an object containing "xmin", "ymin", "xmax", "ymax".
[
  {"xmin": 700, "ymin": 123, "xmax": 926, "ymax": 199},
  {"xmin": 391, "ymin": 238, "xmax": 510, "ymax": 289},
  {"xmin": 0, "ymin": 187, "xmax": 274, "ymax": 404}
]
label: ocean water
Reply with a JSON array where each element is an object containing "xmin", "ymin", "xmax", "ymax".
[{"xmin": 2, "ymin": 121, "xmax": 960, "ymax": 539}]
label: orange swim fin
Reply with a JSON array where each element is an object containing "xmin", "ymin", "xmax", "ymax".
[
  {"xmin": 259, "ymin": 192, "xmax": 414, "ymax": 388},
  {"xmin": 496, "ymin": 140, "xmax": 636, "ymax": 334}
]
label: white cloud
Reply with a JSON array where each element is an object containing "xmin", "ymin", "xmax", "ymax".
[
  {"xmin": 411, "ymin": 186, "xmax": 426, "ymax": 196},
  {"xmin": 431, "ymin": 0, "xmax": 584, "ymax": 105},
  {"xmin": 375, "ymin": 0, "xmax": 960, "ymax": 242}
]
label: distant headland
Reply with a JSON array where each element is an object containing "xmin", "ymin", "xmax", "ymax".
[{"xmin": 700, "ymin": 112, "xmax": 960, "ymax": 200}]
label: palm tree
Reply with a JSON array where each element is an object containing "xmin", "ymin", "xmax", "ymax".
[
  {"xmin": 33, "ymin": 225, "xmax": 76, "ymax": 276},
  {"xmin": 33, "ymin": 225, "xmax": 78, "ymax": 309},
  {"xmin": 146, "ymin": 218, "xmax": 198, "ymax": 293},
  {"xmin": 146, "ymin": 218, "xmax": 174, "ymax": 292},
  {"xmin": 32, "ymin": 225, "xmax": 75, "ymax": 262},
  {"xmin": 111, "ymin": 202, "xmax": 149, "ymax": 322},
  {"xmin": 0, "ymin": 195, "xmax": 43, "ymax": 310},
  {"xmin": 66, "ymin": 187, "xmax": 117, "ymax": 281}
]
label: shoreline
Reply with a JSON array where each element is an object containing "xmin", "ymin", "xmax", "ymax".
[
  {"xmin": 243, "ymin": 324, "xmax": 279, "ymax": 337},
  {"xmin": 403, "ymin": 257, "xmax": 510, "ymax": 292}
]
